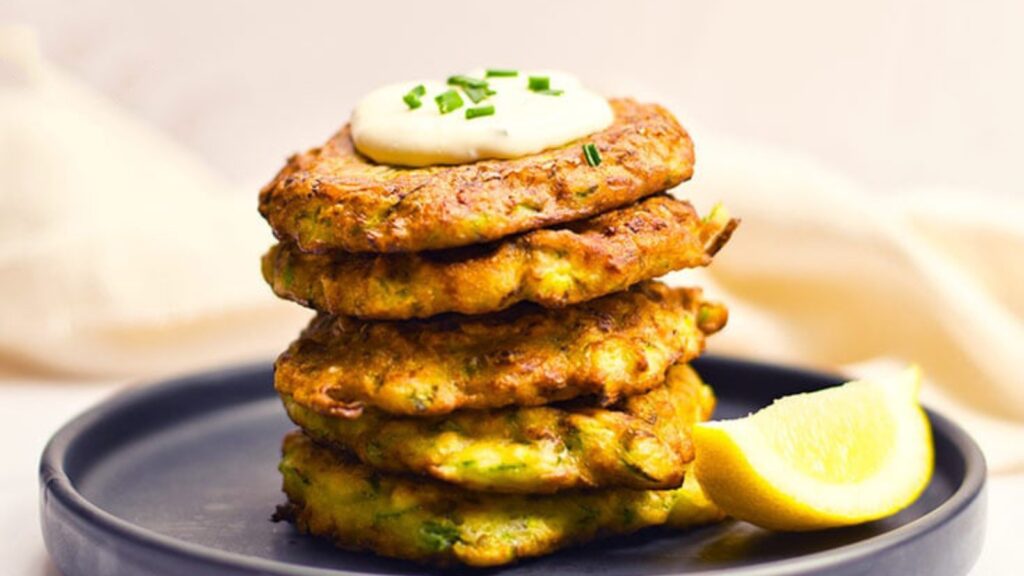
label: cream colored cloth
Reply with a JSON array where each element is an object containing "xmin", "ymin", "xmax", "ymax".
[
  {"xmin": 1, "ymin": 28, "xmax": 1021, "ymax": 475},
  {"xmin": 682, "ymin": 136, "xmax": 1024, "ymax": 473},
  {"xmin": 0, "ymin": 28, "xmax": 310, "ymax": 377}
]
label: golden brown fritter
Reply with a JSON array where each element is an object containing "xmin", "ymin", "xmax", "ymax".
[
  {"xmin": 278, "ymin": 431, "xmax": 724, "ymax": 567},
  {"xmin": 263, "ymin": 195, "xmax": 738, "ymax": 319},
  {"xmin": 274, "ymin": 282, "xmax": 727, "ymax": 418},
  {"xmin": 258, "ymin": 99, "xmax": 694, "ymax": 254},
  {"xmin": 282, "ymin": 363, "xmax": 714, "ymax": 493}
]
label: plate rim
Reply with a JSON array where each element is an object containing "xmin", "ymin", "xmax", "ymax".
[{"xmin": 39, "ymin": 355, "xmax": 988, "ymax": 576}]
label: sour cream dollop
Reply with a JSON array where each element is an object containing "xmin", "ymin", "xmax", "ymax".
[{"xmin": 350, "ymin": 71, "xmax": 613, "ymax": 167}]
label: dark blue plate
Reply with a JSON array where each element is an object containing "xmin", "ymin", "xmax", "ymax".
[{"xmin": 40, "ymin": 356, "xmax": 986, "ymax": 575}]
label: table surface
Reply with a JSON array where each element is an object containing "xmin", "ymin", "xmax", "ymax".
[{"xmin": 4, "ymin": 377, "xmax": 1019, "ymax": 576}]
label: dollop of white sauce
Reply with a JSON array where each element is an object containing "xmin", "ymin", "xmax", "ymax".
[{"xmin": 350, "ymin": 70, "xmax": 613, "ymax": 167}]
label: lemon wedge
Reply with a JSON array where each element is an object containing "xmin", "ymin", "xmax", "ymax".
[{"xmin": 693, "ymin": 366, "xmax": 933, "ymax": 531}]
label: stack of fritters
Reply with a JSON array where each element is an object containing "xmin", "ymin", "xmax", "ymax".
[{"xmin": 259, "ymin": 98, "xmax": 738, "ymax": 566}]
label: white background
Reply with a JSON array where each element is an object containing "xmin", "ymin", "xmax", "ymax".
[{"xmin": 4, "ymin": 0, "xmax": 1023, "ymax": 197}]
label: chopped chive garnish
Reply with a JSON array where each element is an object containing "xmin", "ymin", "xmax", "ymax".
[
  {"xmin": 402, "ymin": 85, "xmax": 426, "ymax": 109},
  {"xmin": 486, "ymin": 69, "xmax": 518, "ymax": 77},
  {"xmin": 583, "ymin": 143, "xmax": 601, "ymax": 166},
  {"xmin": 435, "ymin": 89, "xmax": 464, "ymax": 114},
  {"xmin": 536, "ymin": 89, "xmax": 564, "ymax": 96},
  {"xmin": 399, "ymin": 84, "xmax": 423, "ymax": 108},
  {"xmin": 461, "ymin": 85, "xmax": 490, "ymax": 103},
  {"xmin": 528, "ymin": 76, "xmax": 550, "ymax": 91},
  {"xmin": 447, "ymin": 75, "xmax": 488, "ymax": 89},
  {"xmin": 403, "ymin": 93, "xmax": 422, "ymax": 109},
  {"xmin": 466, "ymin": 105, "xmax": 495, "ymax": 119}
]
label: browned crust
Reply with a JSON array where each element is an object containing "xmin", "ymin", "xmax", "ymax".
[
  {"xmin": 279, "ymin": 431, "xmax": 686, "ymax": 566},
  {"xmin": 258, "ymin": 99, "xmax": 694, "ymax": 253},
  {"xmin": 274, "ymin": 282, "xmax": 728, "ymax": 418},
  {"xmin": 281, "ymin": 363, "xmax": 715, "ymax": 493},
  {"xmin": 263, "ymin": 195, "xmax": 739, "ymax": 319}
]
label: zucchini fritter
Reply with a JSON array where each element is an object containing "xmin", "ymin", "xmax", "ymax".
[
  {"xmin": 274, "ymin": 282, "xmax": 727, "ymax": 418},
  {"xmin": 263, "ymin": 195, "xmax": 738, "ymax": 319},
  {"xmin": 282, "ymin": 363, "xmax": 714, "ymax": 493},
  {"xmin": 278, "ymin": 432, "xmax": 723, "ymax": 566},
  {"xmin": 258, "ymin": 99, "xmax": 694, "ymax": 254}
]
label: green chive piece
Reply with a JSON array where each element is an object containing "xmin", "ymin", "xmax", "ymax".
[
  {"xmin": 403, "ymin": 93, "xmax": 422, "ymax": 109},
  {"xmin": 486, "ymin": 69, "xmax": 518, "ymax": 77},
  {"xmin": 466, "ymin": 105, "xmax": 495, "ymax": 119},
  {"xmin": 447, "ymin": 75, "xmax": 488, "ymax": 89},
  {"xmin": 583, "ymin": 143, "xmax": 601, "ymax": 166},
  {"xmin": 462, "ymin": 85, "xmax": 490, "ymax": 104},
  {"xmin": 528, "ymin": 76, "xmax": 550, "ymax": 91},
  {"xmin": 402, "ymin": 85, "xmax": 426, "ymax": 109},
  {"xmin": 434, "ymin": 89, "xmax": 464, "ymax": 114},
  {"xmin": 536, "ymin": 89, "xmax": 564, "ymax": 96}
]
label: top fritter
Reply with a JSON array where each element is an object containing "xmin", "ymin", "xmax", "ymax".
[{"xmin": 259, "ymin": 98, "xmax": 694, "ymax": 254}]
